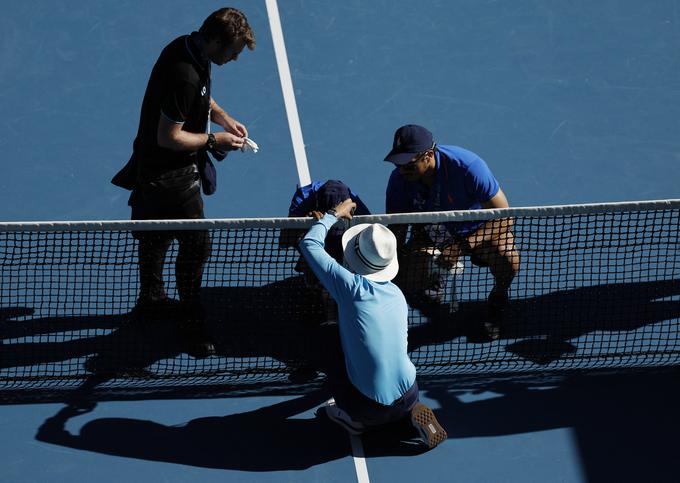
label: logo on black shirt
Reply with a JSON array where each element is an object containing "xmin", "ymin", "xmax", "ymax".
[{"xmin": 201, "ymin": 86, "xmax": 207, "ymax": 96}]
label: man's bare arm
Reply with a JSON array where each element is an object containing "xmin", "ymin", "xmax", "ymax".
[
  {"xmin": 481, "ymin": 188, "xmax": 509, "ymax": 210},
  {"xmin": 157, "ymin": 115, "xmax": 245, "ymax": 151},
  {"xmin": 481, "ymin": 188, "xmax": 513, "ymax": 229}
]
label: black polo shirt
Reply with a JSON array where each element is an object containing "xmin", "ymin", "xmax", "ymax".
[{"xmin": 132, "ymin": 32, "xmax": 211, "ymax": 182}]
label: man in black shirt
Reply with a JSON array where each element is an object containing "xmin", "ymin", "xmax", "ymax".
[{"xmin": 127, "ymin": 8, "xmax": 255, "ymax": 356}]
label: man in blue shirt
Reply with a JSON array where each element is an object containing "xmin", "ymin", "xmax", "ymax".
[
  {"xmin": 384, "ymin": 125, "xmax": 520, "ymax": 339},
  {"xmin": 299, "ymin": 198, "xmax": 447, "ymax": 449}
]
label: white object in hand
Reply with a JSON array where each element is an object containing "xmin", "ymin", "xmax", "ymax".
[
  {"xmin": 241, "ymin": 137, "xmax": 259, "ymax": 153},
  {"xmin": 428, "ymin": 248, "xmax": 465, "ymax": 276}
]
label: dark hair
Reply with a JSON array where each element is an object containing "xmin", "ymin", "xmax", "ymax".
[{"xmin": 199, "ymin": 7, "xmax": 256, "ymax": 50}]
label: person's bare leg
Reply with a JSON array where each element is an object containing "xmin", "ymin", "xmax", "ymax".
[{"xmin": 466, "ymin": 220, "xmax": 520, "ymax": 339}]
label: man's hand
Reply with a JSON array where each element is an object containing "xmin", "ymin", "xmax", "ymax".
[
  {"xmin": 214, "ymin": 132, "xmax": 245, "ymax": 151},
  {"xmin": 223, "ymin": 117, "xmax": 248, "ymax": 138},
  {"xmin": 309, "ymin": 210, "xmax": 324, "ymax": 220},
  {"xmin": 210, "ymin": 98, "xmax": 249, "ymax": 137},
  {"xmin": 332, "ymin": 198, "xmax": 357, "ymax": 221}
]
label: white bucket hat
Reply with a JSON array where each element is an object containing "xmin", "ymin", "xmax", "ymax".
[{"xmin": 341, "ymin": 223, "xmax": 399, "ymax": 282}]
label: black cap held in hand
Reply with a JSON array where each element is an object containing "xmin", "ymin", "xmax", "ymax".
[{"xmin": 316, "ymin": 180, "xmax": 352, "ymax": 211}]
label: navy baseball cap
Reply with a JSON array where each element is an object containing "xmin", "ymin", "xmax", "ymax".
[
  {"xmin": 384, "ymin": 124, "xmax": 434, "ymax": 165},
  {"xmin": 316, "ymin": 180, "xmax": 352, "ymax": 211}
]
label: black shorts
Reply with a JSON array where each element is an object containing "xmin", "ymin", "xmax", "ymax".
[{"xmin": 130, "ymin": 169, "xmax": 203, "ymax": 221}]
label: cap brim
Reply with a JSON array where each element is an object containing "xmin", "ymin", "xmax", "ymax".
[
  {"xmin": 384, "ymin": 151, "xmax": 417, "ymax": 166},
  {"xmin": 341, "ymin": 224, "xmax": 399, "ymax": 282}
]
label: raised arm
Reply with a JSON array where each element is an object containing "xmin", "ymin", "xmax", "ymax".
[{"xmin": 298, "ymin": 199, "xmax": 357, "ymax": 300}]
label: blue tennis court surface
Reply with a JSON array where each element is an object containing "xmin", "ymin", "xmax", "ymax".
[{"xmin": 1, "ymin": 1, "xmax": 680, "ymax": 481}]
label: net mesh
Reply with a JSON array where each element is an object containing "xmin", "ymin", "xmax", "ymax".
[{"xmin": 1, "ymin": 200, "xmax": 679, "ymax": 390}]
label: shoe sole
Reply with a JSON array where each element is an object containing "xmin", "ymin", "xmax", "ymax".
[{"xmin": 410, "ymin": 403, "xmax": 447, "ymax": 449}]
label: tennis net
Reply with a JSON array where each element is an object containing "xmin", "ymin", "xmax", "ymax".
[{"xmin": 1, "ymin": 199, "xmax": 679, "ymax": 390}]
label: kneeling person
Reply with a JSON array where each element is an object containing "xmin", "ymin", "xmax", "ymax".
[
  {"xmin": 384, "ymin": 124, "xmax": 521, "ymax": 338},
  {"xmin": 298, "ymin": 198, "xmax": 447, "ymax": 449}
]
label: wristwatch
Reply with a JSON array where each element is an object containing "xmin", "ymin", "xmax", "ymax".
[
  {"xmin": 326, "ymin": 208, "xmax": 338, "ymax": 217},
  {"xmin": 205, "ymin": 133, "xmax": 216, "ymax": 150}
]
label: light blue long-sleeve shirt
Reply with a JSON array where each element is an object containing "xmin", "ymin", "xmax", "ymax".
[{"xmin": 298, "ymin": 214, "xmax": 417, "ymax": 405}]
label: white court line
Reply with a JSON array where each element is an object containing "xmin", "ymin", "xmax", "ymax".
[
  {"xmin": 350, "ymin": 435, "xmax": 371, "ymax": 483},
  {"xmin": 265, "ymin": 2, "xmax": 369, "ymax": 481},
  {"xmin": 265, "ymin": 0, "xmax": 311, "ymax": 186}
]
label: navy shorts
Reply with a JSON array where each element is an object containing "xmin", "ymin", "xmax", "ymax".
[{"xmin": 334, "ymin": 378, "xmax": 420, "ymax": 427}]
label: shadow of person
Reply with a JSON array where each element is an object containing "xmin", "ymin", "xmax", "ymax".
[
  {"xmin": 36, "ymin": 385, "xmax": 431, "ymax": 470},
  {"xmin": 35, "ymin": 391, "xmax": 348, "ymax": 471},
  {"xmin": 1, "ymin": 275, "xmax": 338, "ymax": 399},
  {"xmin": 408, "ymin": 278, "xmax": 680, "ymax": 366},
  {"xmin": 6, "ymin": 277, "xmax": 679, "ymax": 399},
  {"xmin": 200, "ymin": 275, "xmax": 338, "ymax": 379},
  {"xmin": 82, "ymin": 317, "xmax": 187, "ymax": 378},
  {"xmin": 417, "ymin": 370, "xmax": 680, "ymax": 482},
  {"xmin": 506, "ymin": 278, "xmax": 680, "ymax": 336},
  {"xmin": 0, "ymin": 304, "xmax": 206, "ymax": 377},
  {"xmin": 504, "ymin": 278, "xmax": 680, "ymax": 364},
  {"xmin": 1, "ymin": 310, "xmax": 130, "ymax": 370}
]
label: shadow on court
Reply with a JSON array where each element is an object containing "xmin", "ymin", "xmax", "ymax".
[
  {"xmin": 409, "ymin": 278, "xmax": 680, "ymax": 366},
  {"xmin": 415, "ymin": 370, "xmax": 680, "ymax": 483},
  {"xmin": 32, "ymin": 369, "xmax": 680, "ymax": 475},
  {"xmin": 1, "ymin": 278, "xmax": 679, "ymax": 397},
  {"xmin": 0, "ymin": 276, "xmax": 331, "ymax": 388},
  {"xmin": 4, "ymin": 277, "xmax": 678, "ymax": 472},
  {"xmin": 34, "ymin": 389, "xmax": 428, "ymax": 470}
]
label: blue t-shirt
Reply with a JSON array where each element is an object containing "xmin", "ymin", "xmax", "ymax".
[
  {"xmin": 386, "ymin": 145, "xmax": 499, "ymax": 238},
  {"xmin": 298, "ymin": 214, "xmax": 417, "ymax": 405}
]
